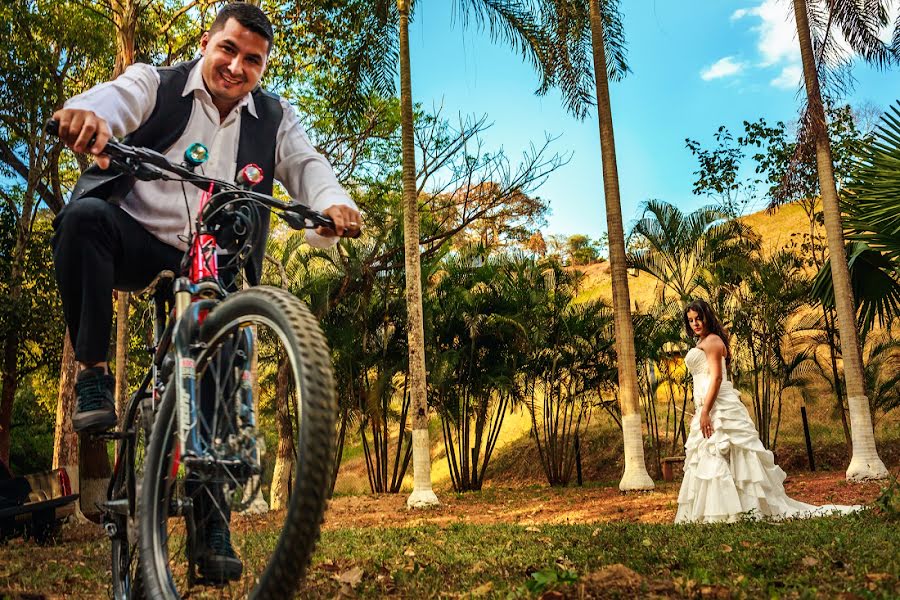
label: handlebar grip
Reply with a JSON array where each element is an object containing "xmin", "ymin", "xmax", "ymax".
[
  {"xmin": 45, "ymin": 118, "xmax": 100, "ymax": 152},
  {"xmin": 320, "ymin": 216, "xmax": 362, "ymax": 239}
]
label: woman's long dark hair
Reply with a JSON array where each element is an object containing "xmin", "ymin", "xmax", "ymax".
[{"xmin": 683, "ymin": 299, "xmax": 731, "ymax": 368}]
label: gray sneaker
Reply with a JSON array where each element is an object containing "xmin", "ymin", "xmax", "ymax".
[{"xmin": 73, "ymin": 367, "xmax": 117, "ymax": 433}]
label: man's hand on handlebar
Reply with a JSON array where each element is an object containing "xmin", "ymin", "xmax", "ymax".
[
  {"xmin": 318, "ymin": 204, "xmax": 362, "ymax": 238},
  {"xmin": 51, "ymin": 108, "xmax": 112, "ymax": 169}
]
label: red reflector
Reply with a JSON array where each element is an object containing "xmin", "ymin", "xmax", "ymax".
[
  {"xmin": 57, "ymin": 467, "xmax": 72, "ymax": 496},
  {"xmin": 171, "ymin": 441, "xmax": 181, "ymax": 480}
]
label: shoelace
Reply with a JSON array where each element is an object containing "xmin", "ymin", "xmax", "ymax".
[{"xmin": 76, "ymin": 376, "xmax": 113, "ymax": 412}]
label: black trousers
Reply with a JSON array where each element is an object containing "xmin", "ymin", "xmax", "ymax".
[{"xmin": 52, "ymin": 197, "xmax": 184, "ymax": 364}]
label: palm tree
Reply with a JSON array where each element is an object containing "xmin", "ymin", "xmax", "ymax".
[
  {"xmin": 426, "ymin": 248, "xmax": 529, "ymax": 492},
  {"xmin": 588, "ymin": 2, "xmax": 652, "ymax": 490},
  {"xmin": 337, "ymin": 0, "xmax": 551, "ymax": 506},
  {"xmin": 535, "ymin": 0, "xmax": 653, "ymax": 490},
  {"xmin": 731, "ymin": 250, "xmax": 812, "ymax": 449},
  {"xmin": 791, "ymin": 0, "xmax": 893, "ymax": 480},
  {"xmin": 628, "ymin": 199, "xmax": 759, "ymax": 304}
]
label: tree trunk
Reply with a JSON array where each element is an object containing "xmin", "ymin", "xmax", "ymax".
[
  {"xmin": 0, "ymin": 330, "xmax": 19, "ymax": 465},
  {"xmin": 792, "ymin": 0, "xmax": 887, "ymax": 481},
  {"xmin": 398, "ymin": 0, "xmax": 438, "ymax": 508},
  {"xmin": 78, "ymin": 437, "xmax": 111, "ymax": 522},
  {"xmin": 803, "ymin": 199, "xmax": 853, "ymax": 455},
  {"xmin": 53, "ymin": 334, "xmax": 79, "ymax": 470},
  {"xmin": 588, "ymin": 0, "xmax": 653, "ymax": 490},
  {"xmin": 114, "ymin": 292, "xmax": 130, "ymax": 423},
  {"xmin": 111, "ymin": 0, "xmax": 139, "ymax": 78},
  {"xmin": 270, "ymin": 355, "xmax": 294, "ymax": 511}
]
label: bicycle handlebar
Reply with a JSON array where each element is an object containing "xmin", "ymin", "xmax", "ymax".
[{"xmin": 45, "ymin": 119, "xmax": 361, "ymax": 238}]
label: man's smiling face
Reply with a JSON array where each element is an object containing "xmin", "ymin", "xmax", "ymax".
[{"xmin": 199, "ymin": 17, "xmax": 269, "ymax": 112}]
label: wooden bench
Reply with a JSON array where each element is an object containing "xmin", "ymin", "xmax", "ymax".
[{"xmin": 661, "ymin": 456, "xmax": 685, "ymax": 482}]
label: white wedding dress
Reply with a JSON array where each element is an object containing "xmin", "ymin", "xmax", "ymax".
[{"xmin": 675, "ymin": 346, "xmax": 862, "ymax": 523}]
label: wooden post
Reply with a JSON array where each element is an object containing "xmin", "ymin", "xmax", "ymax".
[
  {"xmin": 575, "ymin": 432, "xmax": 583, "ymax": 487},
  {"xmin": 801, "ymin": 406, "xmax": 815, "ymax": 472}
]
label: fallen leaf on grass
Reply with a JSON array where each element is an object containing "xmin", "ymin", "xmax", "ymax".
[
  {"xmin": 802, "ymin": 556, "xmax": 819, "ymax": 567},
  {"xmin": 720, "ymin": 544, "xmax": 732, "ymax": 553},
  {"xmin": 470, "ymin": 581, "xmax": 493, "ymax": 596},
  {"xmin": 336, "ymin": 566, "xmax": 364, "ymax": 588},
  {"xmin": 403, "ymin": 547, "xmax": 416, "ymax": 558},
  {"xmin": 698, "ymin": 584, "xmax": 732, "ymax": 599},
  {"xmin": 525, "ymin": 526, "xmax": 541, "ymax": 533}
]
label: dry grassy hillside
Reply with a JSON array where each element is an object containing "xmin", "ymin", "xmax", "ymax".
[{"xmin": 572, "ymin": 201, "xmax": 813, "ymax": 307}]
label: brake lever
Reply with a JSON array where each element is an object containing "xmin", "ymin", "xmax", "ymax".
[{"xmin": 278, "ymin": 211, "xmax": 308, "ymax": 231}]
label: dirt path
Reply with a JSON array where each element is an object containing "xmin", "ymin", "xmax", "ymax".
[{"xmin": 323, "ymin": 471, "xmax": 886, "ymax": 530}]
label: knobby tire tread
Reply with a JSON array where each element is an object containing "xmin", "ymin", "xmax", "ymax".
[{"xmin": 139, "ymin": 286, "xmax": 336, "ymax": 600}]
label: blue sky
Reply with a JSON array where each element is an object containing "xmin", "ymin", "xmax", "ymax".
[{"xmin": 406, "ymin": 0, "xmax": 900, "ymax": 240}]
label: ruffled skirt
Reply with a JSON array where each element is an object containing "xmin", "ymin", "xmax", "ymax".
[{"xmin": 674, "ymin": 382, "xmax": 861, "ymax": 523}]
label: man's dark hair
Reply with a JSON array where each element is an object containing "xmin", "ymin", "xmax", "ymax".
[{"xmin": 208, "ymin": 2, "xmax": 274, "ymax": 53}]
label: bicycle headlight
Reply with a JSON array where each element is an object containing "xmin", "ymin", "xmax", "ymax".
[
  {"xmin": 184, "ymin": 143, "xmax": 209, "ymax": 167},
  {"xmin": 237, "ymin": 163, "xmax": 264, "ymax": 187}
]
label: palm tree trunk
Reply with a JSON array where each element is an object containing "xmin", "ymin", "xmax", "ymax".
[
  {"xmin": 803, "ymin": 199, "xmax": 853, "ymax": 453},
  {"xmin": 398, "ymin": 0, "xmax": 438, "ymax": 508},
  {"xmin": 588, "ymin": 0, "xmax": 653, "ymax": 490},
  {"xmin": 792, "ymin": 0, "xmax": 887, "ymax": 480}
]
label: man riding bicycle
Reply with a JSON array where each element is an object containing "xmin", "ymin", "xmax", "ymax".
[{"xmin": 51, "ymin": 2, "xmax": 360, "ymax": 582}]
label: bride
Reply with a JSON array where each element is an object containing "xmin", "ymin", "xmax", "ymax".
[{"xmin": 675, "ymin": 299, "xmax": 861, "ymax": 523}]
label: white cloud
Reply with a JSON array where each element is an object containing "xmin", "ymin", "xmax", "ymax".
[
  {"xmin": 732, "ymin": 0, "xmax": 798, "ymax": 67},
  {"xmin": 700, "ymin": 56, "xmax": 746, "ymax": 81},
  {"xmin": 770, "ymin": 65, "xmax": 802, "ymax": 89},
  {"xmin": 731, "ymin": 0, "xmax": 893, "ymax": 90},
  {"xmin": 880, "ymin": 4, "xmax": 900, "ymax": 44}
]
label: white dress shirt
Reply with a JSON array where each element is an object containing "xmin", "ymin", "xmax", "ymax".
[{"xmin": 65, "ymin": 58, "xmax": 355, "ymax": 250}]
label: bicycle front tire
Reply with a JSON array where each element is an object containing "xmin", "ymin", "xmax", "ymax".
[{"xmin": 139, "ymin": 286, "xmax": 337, "ymax": 599}]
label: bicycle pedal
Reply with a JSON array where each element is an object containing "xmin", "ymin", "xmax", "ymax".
[
  {"xmin": 102, "ymin": 498, "xmax": 130, "ymax": 516},
  {"xmin": 193, "ymin": 576, "xmax": 230, "ymax": 588},
  {"xmin": 90, "ymin": 430, "xmax": 133, "ymax": 441}
]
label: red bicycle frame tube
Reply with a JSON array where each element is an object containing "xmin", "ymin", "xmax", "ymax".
[{"xmin": 190, "ymin": 182, "xmax": 218, "ymax": 284}]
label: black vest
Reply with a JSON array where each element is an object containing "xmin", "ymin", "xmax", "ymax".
[{"xmin": 70, "ymin": 58, "xmax": 283, "ymax": 285}]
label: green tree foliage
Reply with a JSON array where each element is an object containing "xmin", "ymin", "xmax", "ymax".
[
  {"xmin": 565, "ymin": 234, "xmax": 602, "ymax": 265},
  {"xmin": 627, "ymin": 199, "xmax": 759, "ymax": 304},
  {"xmin": 520, "ymin": 263, "xmax": 617, "ymax": 487},
  {"xmin": 812, "ymin": 102, "xmax": 900, "ymax": 335},
  {"xmin": 732, "ymin": 251, "xmax": 812, "ymax": 450}
]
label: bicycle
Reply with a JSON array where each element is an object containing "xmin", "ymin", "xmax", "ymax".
[{"xmin": 48, "ymin": 120, "xmax": 353, "ymax": 599}]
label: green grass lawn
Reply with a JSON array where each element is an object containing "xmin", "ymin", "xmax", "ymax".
[
  {"xmin": 2, "ymin": 501, "xmax": 897, "ymax": 599},
  {"xmin": 302, "ymin": 510, "xmax": 899, "ymax": 598}
]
